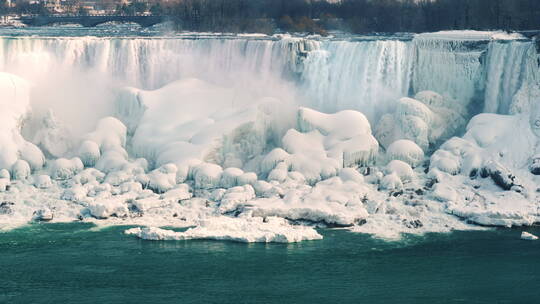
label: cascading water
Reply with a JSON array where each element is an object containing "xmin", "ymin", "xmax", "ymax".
[{"xmin": 0, "ymin": 32, "xmax": 538, "ymax": 124}]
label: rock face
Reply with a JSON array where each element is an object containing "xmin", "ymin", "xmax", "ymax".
[{"xmin": 483, "ymin": 161, "xmax": 523, "ymax": 192}]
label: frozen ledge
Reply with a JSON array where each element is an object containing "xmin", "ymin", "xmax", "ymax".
[{"xmin": 124, "ymin": 216, "xmax": 323, "ymax": 243}]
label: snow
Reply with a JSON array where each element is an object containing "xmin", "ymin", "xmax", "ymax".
[
  {"xmin": 125, "ymin": 216, "xmax": 323, "ymax": 243},
  {"xmin": 375, "ymin": 92, "xmax": 466, "ymax": 150},
  {"xmin": 386, "ymin": 139, "xmax": 424, "ymax": 167},
  {"xmin": 1, "ymin": 33, "xmax": 540, "ymax": 243},
  {"xmin": 521, "ymin": 232, "xmax": 538, "ymax": 241},
  {"xmin": 385, "ymin": 160, "xmax": 414, "ymax": 183}
]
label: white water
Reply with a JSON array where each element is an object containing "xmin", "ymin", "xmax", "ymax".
[{"xmin": 0, "ymin": 34, "xmax": 536, "ymax": 121}]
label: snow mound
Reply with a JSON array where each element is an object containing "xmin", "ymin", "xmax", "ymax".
[
  {"xmin": 125, "ymin": 216, "xmax": 323, "ymax": 243},
  {"xmin": 375, "ymin": 92, "xmax": 466, "ymax": 150},
  {"xmin": 386, "ymin": 139, "xmax": 424, "ymax": 167}
]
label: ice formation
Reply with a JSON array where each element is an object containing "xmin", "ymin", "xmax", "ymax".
[
  {"xmin": 1, "ymin": 30, "xmax": 540, "ymax": 242},
  {"xmin": 125, "ymin": 216, "xmax": 323, "ymax": 243},
  {"xmin": 521, "ymin": 232, "xmax": 538, "ymax": 241}
]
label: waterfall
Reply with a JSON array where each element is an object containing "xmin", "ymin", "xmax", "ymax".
[{"xmin": 0, "ymin": 33, "xmax": 538, "ymax": 121}]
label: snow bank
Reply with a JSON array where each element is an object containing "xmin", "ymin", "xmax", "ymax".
[{"xmin": 125, "ymin": 216, "xmax": 323, "ymax": 243}]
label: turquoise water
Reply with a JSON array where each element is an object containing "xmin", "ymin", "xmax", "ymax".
[{"xmin": 1, "ymin": 224, "xmax": 539, "ymax": 304}]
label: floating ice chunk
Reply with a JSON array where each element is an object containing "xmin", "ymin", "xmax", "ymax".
[
  {"xmin": 11, "ymin": 160, "xmax": 31, "ymax": 180},
  {"xmin": 386, "ymin": 140, "xmax": 424, "ymax": 167},
  {"xmin": 49, "ymin": 158, "xmax": 83, "ymax": 180},
  {"xmin": 193, "ymin": 163, "xmax": 223, "ymax": 189},
  {"xmin": 521, "ymin": 232, "xmax": 538, "ymax": 241},
  {"xmin": 125, "ymin": 216, "xmax": 323, "ymax": 243},
  {"xmin": 34, "ymin": 175, "xmax": 52, "ymax": 189},
  {"xmin": 385, "ymin": 160, "xmax": 414, "ymax": 182}
]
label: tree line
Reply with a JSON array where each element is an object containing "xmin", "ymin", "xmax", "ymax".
[{"xmin": 1, "ymin": 0, "xmax": 540, "ymax": 34}]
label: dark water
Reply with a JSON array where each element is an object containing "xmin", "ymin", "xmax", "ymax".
[{"xmin": 1, "ymin": 223, "xmax": 539, "ymax": 304}]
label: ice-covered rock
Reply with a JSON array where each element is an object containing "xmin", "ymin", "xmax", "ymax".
[
  {"xmin": 87, "ymin": 199, "xmax": 129, "ymax": 219},
  {"xmin": 34, "ymin": 175, "xmax": 53, "ymax": 189},
  {"xmin": 146, "ymin": 163, "xmax": 178, "ymax": 193},
  {"xmin": 375, "ymin": 92, "xmax": 466, "ymax": 150},
  {"xmin": 33, "ymin": 208, "xmax": 53, "ymax": 222},
  {"xmin": 380, "ymin": 173, "xmax": 403, "ymax": 190},
  {"xmin": 193, "ymin": 163, "xmax": 223, "ymax": 189},
  {"xmin": 11, "ymin": 160, "xmax": 31, "ymax": 180},
  {"xmin": 49, "ymin": 158, "xmax": 83, "ymax": 180},
  {"xmin": 385, "ymin": 160, "xmax": 414, "ymax": 182},
  {"xmin": 32, "ymin": 110, "xmax": 72, "ymax": 158},
  {"xmin": 386, "ymin": 140, "xmax": 424, "ymax": 167},
  {"xmin": 125, "ymin": 216, "xmax": 323, "ymax": 243},
  {"xmin": 78, "ymin": 140, "xmax": 101, "ymax": 167},
  {"xmin": 220, "ymin": 167, "xmax": 244, "ymax": 188}
]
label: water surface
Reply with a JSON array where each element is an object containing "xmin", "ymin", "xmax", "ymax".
[{"xmin": 1, "ymin": 223, "xmax": 539, "ymax": 303}]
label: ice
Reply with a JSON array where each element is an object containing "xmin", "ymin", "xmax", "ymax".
[
  {"xmin": 386, "ymin": 140, "xmax": 424, "ymax": 167},
  {"xmin": 375, "ymin": 93, "xmax": 466, "ymax": 150},
  {"xmin": 1, "ymin": 33, "xmax": 540, "ymax": 241},
  {"xmin": 0, "ymin": 73, "xmax": 40, "ymax": 172},
  {"xmin": 34, "ymin": 175, "xmax": 52, "ymax": 189},
  {"xmin": 193, "ymin": 163, "xmax": 223, "ymax": 190},
  {"xmin": 125, "ymin": 216, "xmax": 323, "ymax": 243},
  {"xmin": 380, "ymin": 173, "xmax": 403, "ymax": 191},
  {"xmin": 78, "ymin": 140, "xmax": 101, "ymax": 167},
  {"xmin": 385, "ymin": 160, "xmax": 414, "ymax": 183},
  {"xmin": 521, "ymin": 232, "xmax": 538, "ymax": 241},
  {"xmin": 49, "ymin": 158, "xmax": 83, "ymax": 180},
  {"xmin": 11, "ymin": 160, "xmax": 31, "ymax": 180},
  {"xmin": 32, "ymin": 110, "xmax": 72, "ymax": 158}
]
